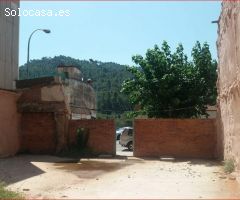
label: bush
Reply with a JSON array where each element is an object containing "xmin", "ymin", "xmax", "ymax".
[{"xmin": 57, "ymin": 128, "xmax": 91, "ymax": 158}]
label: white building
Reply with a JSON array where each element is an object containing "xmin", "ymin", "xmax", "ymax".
[{"xmin": 0, "ymin": 1, "xmax": 19, "ymax": 90}]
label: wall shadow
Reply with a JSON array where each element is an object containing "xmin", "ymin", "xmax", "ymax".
[{"xmin": 0, "ymin": 155, "xmax": 45, "ymax": 185}]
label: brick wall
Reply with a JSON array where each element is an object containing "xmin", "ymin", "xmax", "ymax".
[
  {"xmin": 20, "ymin": 113, "xmax": 57, "ymax": 153},
  {"xmin": 17, "ymin": 83, "xmax": 70, "ymax": 154},
  {"xmin": 69, "ymin": 119, "xmax": 115, "ymax": 155},
  {"xmin": 134, "ymin": 119, "xmax": 216, "ymax": 158},
  {"xmin": 0, "ymin": 90, "xmax": 20, "ymax": 157}
]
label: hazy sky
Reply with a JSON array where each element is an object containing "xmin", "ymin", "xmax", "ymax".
[{"xmin": 19, "ymin": 1, "xmax": 221, "ymax": 66}]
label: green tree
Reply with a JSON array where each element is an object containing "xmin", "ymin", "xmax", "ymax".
[{"xmin": 121, "ymin": 41, "xmax": 217, "ymax": 118}]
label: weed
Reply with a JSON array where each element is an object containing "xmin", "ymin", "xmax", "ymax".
[
  {"xmin": 0, "ymin": 182, "xmax": 23, "ymax": 199},
  {"xmin": 57, "ymin": 128, "xmax": 94, "ymax": 158},
  {"xmin": 224, "ymin": 159, "xmax": 235, "ymax": 173},
  {"xmin": 76, "ymin": 128, "xmax": 89, "ymax": 149}
]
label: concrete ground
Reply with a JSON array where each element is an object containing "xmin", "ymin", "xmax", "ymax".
[{"xmin": 0, "ymin": 155, "xmax": 240, "ymax": 199}]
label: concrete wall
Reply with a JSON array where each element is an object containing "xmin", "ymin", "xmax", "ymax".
[
  {"xmin": 134, "ymin": 119, "xmax": 216, "ymax": 158},
  {"xmin": 0, "ymin": 1, "xmax": 19, "ymax": 90},
  {"xmin": 69, "ymin": 119, "xmax": 115, "ymax": 155},
  {"xmin": 0, "ymin": 90, "xmax": 20, "ymax": 157},
  {"xmin": 217, "ymin": 2, "xmax": 240, "ymax": 170}
]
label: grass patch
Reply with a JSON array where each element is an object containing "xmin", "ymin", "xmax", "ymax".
[
  {"xmin": 0, "ymin": 182, "xmax": 22, "ymax": 199},
  {"xmin": 224, "ymin": 159, "xmax": 235, "ymax": 173}
]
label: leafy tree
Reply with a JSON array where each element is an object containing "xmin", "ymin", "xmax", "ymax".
[{"xmin": 121, "ymin": 41, "xmax": 217, "ymax": 118}]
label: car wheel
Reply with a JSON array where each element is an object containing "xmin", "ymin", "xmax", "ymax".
[
  {"xmin": 117, "ymin": 134, "xmax": 120, "ymax": 140},
  {"xmin": 127, "ymin": 141, "xmax": 133, "ymax": 151}
]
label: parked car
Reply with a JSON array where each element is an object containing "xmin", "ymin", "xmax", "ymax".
[
  {"xmin": 116, "ymin": 127, "xmax": 124, "ymax": 140},
  {"xmin": 116, "ymin": 126, "xmax": 132, "ymax": 140},
  {"xmin": 119, "ymin": 127, "xmax": 133, "ymax": 151}
]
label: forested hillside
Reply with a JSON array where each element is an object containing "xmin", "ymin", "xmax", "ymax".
[{"xmin": 19, "ymin": 55, "xmax": 133, "ymax": 116}]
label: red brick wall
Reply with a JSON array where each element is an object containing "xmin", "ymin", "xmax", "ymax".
[
  {"xmin": 20, "ymin": 113, "xmax": 57, "ymax": 153},
  {"xmin": 18, "ymin": 87, "xmax": 41, "ymax": 103},
  {"xmin": 134, "ymin": 119, "xmax": 216, "ymax": 158},
  {"xmin": 69, "ymin": 120, "xmax": 115, "ymax": 155}
]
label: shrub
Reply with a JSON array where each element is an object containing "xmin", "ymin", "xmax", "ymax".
[{"xmin": 76, "ymin": 128, "xmax": 89, "ymax": 149}]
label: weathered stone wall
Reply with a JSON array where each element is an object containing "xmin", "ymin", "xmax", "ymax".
[
  {"xmin": 57, "ymin": 65, "xmax": 83, "ymax": 81},
  {"xmin": 134, "ymin": 119, "xmax": 216, "ymax": 158},
  {"xmin": 17, "ymin": 81, "xmax": 70, "ymax": 153},
  {"xmin": 0, "ymin": 90, "xmax": 20, "ymax": 157},
  {"xmin": 57, "ymin": 66, "xmax": 97, "ymax": 119},
  {"xmin": 16, "ymin": 76, "xmax": 97, "ymax": 153},
  {"xmin": 217, "ymin": 2, "xmax": 240, "ymax": 170},
  {"xmin": 63, "ymin": 79, "xmax": 97, "ymax": 119}
]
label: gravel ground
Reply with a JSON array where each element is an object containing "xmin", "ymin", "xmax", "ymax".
[{"xmin": 0, "ymin": 155, "xmax": 240, "ymax": 199}]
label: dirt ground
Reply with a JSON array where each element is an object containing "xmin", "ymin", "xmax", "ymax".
[
  {"xmin": 116, "ymin": 142, "xmax": 133, "ymax": 157},
  {"xmin": 0, "ymin": 154, "xmax": 240, "ymax": 199}
]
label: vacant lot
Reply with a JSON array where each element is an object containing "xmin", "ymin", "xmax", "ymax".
[{"xmin": 0, "ymin": 155, "xmax": 239, "ymax": 199}]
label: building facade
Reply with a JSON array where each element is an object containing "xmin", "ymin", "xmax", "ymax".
[
  {"xmin": 0, "ymin": 1, "xmax": 20, "ymax": 157},
  {"xmin": 217, "ymin": 2, "xmax": 240, "ymax": 172},
  {"xmin": 0, "ymin": 1, "xmax": 19, "ymax": 90}
]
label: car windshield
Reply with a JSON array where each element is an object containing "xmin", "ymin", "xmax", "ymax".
[{"xmin": 128, "ymin": 129, "xmax": 133, "ymax": 136}]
